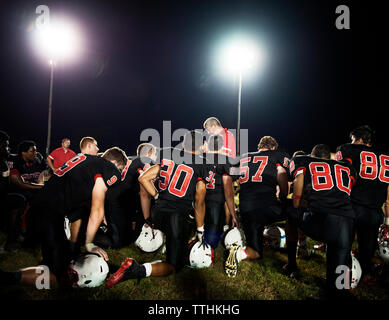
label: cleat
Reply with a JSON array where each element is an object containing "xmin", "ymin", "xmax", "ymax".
[
  {"xmin": 282, "ymin": 263, "xmax": 298, "ymax": 279},
  {"xmin": 106, "ymin": 258, "xmax": 145, "ymax": 289},
  {"xmin": 225, "ymin": 244, "xmax": 239, "ymax": 278}
]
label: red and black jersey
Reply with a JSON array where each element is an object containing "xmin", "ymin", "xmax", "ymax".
[
  {"xmin": 289, "ymin": 155, "xmax": 356, "ymax": 217},
  {"xmin": 32, "ymin": 154, "xmax": 121, "ymax": 215},
  {"xmin": 204, "ymin": 153, "xmax": 235, "ymax": 204},
  {"xmin": 156, "ymin": 147, "xmax": 207, "ymax": 207},
  {"xmin": 238, "ymin": 150, "xmax": 290, "ymax": 202},
  {"xmin": 336, "ymin": 143, "xmax": 389, "ymax": 209},
  {"xmin": 8, "ymin": 154, "xmax": 46, "ymax": 187},
  {"xmin": 121, "ymin": 157, "xmax": 155, "ymax": 192}
]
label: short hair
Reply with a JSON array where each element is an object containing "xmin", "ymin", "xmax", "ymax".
[
  {"xmin": 207, "ymin": 134, "xmax": 224, "ymax": 152},
  {"xmin": 136, "ymin": 143, "xmax": 156, "ymax": 158},
  {"xmin": 0, "ymin": 131, "xmax": 9, "ymax": 144},
  {"xmin": 183, "ymin": 130, "xmax": 204, "ymax": 152},
  {"xmin": 311, "ymin": 144, "xmax": 331, "ymax": 159},
  {"xmin": 62, "ymin": 138, "xmax": 70, "ymax": 144},
  {"xmin": 292, "ymin": 150, "xmax": 306, "ymax": 157},
  {"xmin": 80, "ymin": 137, "xmax": 97, "ymax": 151},
  {"xmin": 203, "ymin": 117, "xmax": 221, "ymax": 129},
  {"xmin": 349, "ymin": 125, "xmax": 375, "ymax": 146},
  {"xmin": 17, "ymin": 140, "xmax": 36, "ymax": 154},
  {"xmin": 101, "ymin": 147, "xmax": 128, "ymax": 168},
  {"xmin": 257, "ymin": 136, "xmax": 278, "ymax": 150}
]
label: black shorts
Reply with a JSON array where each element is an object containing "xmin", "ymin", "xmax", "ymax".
[
  {"xmin": 151, "ymin": 200, "xmax": 192, "ymax": 272},
  {"xmin": 240, "ymin": 201, "xmax": 286, "ymax": 254}
]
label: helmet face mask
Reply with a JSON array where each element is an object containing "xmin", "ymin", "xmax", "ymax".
[
  {"xmin": 68, "ymin": 254, "xmax": 109, "ymax": 288},
  {"xmin": 263, "ymin": 226, "xmax": 286, "ymax": 249},
  {"xmin": 135, "ymin": 224, "xmax": 164, "ymax": 253}
]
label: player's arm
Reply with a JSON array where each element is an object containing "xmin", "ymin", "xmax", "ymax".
[
  {"xmin": 194, "ymin": 180, "xmax": 206, "ymax": 230},
  {"xmin": 139, "ymin": 183, "xmax": 151, "ymax": 221},
  {"xmin": 222, "ymin": 174, "xmax": 239, "ymax": 228},
  {"xmin": 10, "ymin": 173, "xmax": 43, "ymax": 190},
  {"xmin": 276, "ymin": 166, "xmax": 289, "ymax": 203},
  {"xmin": 292, "ymin": 173, "xmax": 305, "ymax": 209},
  {"xmin": 85, "ymin": 177, "xmax": 109, "ymax": 261},
  {"xmin": 384, "ymin": 185, "xmax": 389, "ymax": 225},
  {"xmin": 138, "ymin": 164, "xmax": 160, "ymax": 199},
  {"xmin": 46, "ymin": 156, "xmax": 55, "ymax": 171}
]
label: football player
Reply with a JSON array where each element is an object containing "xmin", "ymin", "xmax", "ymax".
[
  {"xmin": 105, "ymin": 130, "xmax": 207, "ymax": 288},
  {"xmin": 203, "ymin": 134, "xmax": 239, "ymax": 249},
  {"xmin": 289, "ymin": 144, "xmax": 356, "ymax": 296},
  {"xmin": 95, "ymin": 143, "xmax": 157, "ymax": 248},
  {"xmin": 336, "ymin": 125, "xmax": 389, "ymax": 281},
  {"xmin": 5, "ymin": 140, "xmax": 46, "ymax": 251},
  {"xmin": 0, "ymin": 146, "xmax": 126, "ymax": 287},
  {"xmin": 225, "ymin": 136, "xmax": 290, "ymax": 278}
]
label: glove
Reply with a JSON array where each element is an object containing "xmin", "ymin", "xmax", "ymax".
[
  {"xmin": 196, "ymin": 225, "xmax": 204, "ymax": 242},
  {"xmin": 145, "ymin": 217, "xmax": 153, "ymax": 228}
]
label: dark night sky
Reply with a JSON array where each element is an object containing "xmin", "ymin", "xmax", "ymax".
[{"xmin": 0, "ymin": 0, "xmax": 383, "ymax": 157}]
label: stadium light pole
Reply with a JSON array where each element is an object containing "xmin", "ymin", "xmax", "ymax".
[
  {"xmin": 32, "ymin": 20, "xmax": 81, "ymax": 156},
  {"xmin": 218, "ymin": 37, "xmax": 265, "ymax": 155}
]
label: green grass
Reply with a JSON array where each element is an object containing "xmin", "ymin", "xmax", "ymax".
[{"xmin": 1, "ymin": 229, "xmax": 389, "ymax": 300}]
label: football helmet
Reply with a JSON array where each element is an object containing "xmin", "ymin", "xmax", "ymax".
[
  {"xmin": 351, "ymin": 251, "xmax": 362, "ymax": 289},
  {"xmin": 188, "ymin": 240, "xmax": 214, "ymax": 268},
  {"xmin": 68, "ymin": 254, "xmax": 109, "ymax": 288},
  {"xmin": 263, "ymin": 226, "xmax": 286, "ymax": 249},
  {"xmin": 224, "ymin": 227, "xmax": 246, "ymax": 249},
  {"xmin": 377, "ymin": 224, "xmax": 389, "ymax": 263},
  {"xmin": 135, "ymin": 223, "xmax": 164, "ymax": 253}
]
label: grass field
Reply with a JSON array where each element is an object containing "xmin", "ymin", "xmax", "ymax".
[{"xmin": 1, "ymin": 223, "xmax": 389, "ymax": 301}]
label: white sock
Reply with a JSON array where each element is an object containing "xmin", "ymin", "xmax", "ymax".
[
  {"xmin": 143, "ymin": 260, "xmax": 162, "ymax": 277},
  {"xmin": 143, "ymin": 263, "xmax": 152, "ymax": 277}
]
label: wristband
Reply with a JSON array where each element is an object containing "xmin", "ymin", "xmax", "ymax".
[
  {"xmin": 154, "ymin": 193, "xmax": 159, "ymax": 200},
  {"xmin": 292, "ymin": 194, "xmax": 302, "ymax": 200},
  {"xmin": 85, "ymin": 243, "xmax": 97, "ymax": 252},
  {"xmin": 385, "ymin": 218, "xmax": 389, "ymax": 226},
  {"xmin": 197, "ymin": 225, "xmax": 204, "ymax": 233}
]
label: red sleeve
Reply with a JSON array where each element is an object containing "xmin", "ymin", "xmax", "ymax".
[
  {"xmin": 48, "ymin": 148, "xmax": 59, "ymax": 160},
  {"xmin": 225, "ymin": 129, "xmax": 236, "ymax": 158}
]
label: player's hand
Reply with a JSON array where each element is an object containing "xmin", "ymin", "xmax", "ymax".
[
  {"xmin": 145, "ymin": 217, "xmax": 153, "ymax": 228},
  {"xmin": 231, "ymin": 215, "xmax": 240, "ymax": 229},
  {"xmin": 86, "ymin": 243, "xmax": 109, "ymax": 261}
]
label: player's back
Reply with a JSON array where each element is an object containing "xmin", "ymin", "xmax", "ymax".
[
  {"xmin": 289, "ymin": 155, "xmax": 356, "ymax": 217},
  {"xmin": 239, "ymin": 149, "xmax": 289, "ymax": 203},
  {"xmin": 33, "ymin": 154, "xmax": 121, "ymax": 214},
  {"xmin": 204, "ymin": 152, "xmax": 235, "ymax": 204},
  {"xmin": 157, "ymin": 147, "xmax": 206, "ymax": 207},
  {"xmin": 336, "ymin": 143, "xmax": 389, "ymax": 209}
]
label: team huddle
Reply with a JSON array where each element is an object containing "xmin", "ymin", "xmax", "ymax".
[{"xmin": 0, "ymin": 118, "xmax": 388, "ymax": 299}]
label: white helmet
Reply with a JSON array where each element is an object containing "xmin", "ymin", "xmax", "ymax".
[
  {"xmin": 64, "ymin": 216, "xmax": 71, "ymax": 240},
  {"xmin": 68, "ymin": 254, "xmax": 109, "ymax": 288},
  {"xmin": 189, "ymin": 241, "xmax": 214, "ymax": 268},
  {"xmin": 263, "ymin": 226, "xmax": 286, "ymax": 249},
  {"xmin": 135, "ymin": 224, "xmax": 164, "ymax": 253},
  {"xmin": 351, "ymin": 251, "xmax": 362, "ymax": 289},
  {"xmin": 377, "ymin": 224, "xmax": 389, "ymax": 263},
  {"xmin": 224, "ymin": 227, "xmax": 246, "ymax": 249}
]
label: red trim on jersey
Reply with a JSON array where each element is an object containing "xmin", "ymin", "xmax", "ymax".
[
  {"xmin": 197, "ymin": 177, "xmax": 203, "ymax": 181},
  {"xmin": 344, "ymin": 157, "xmax": 353, "ymax": 165},
  {"xmin": 293, "ymin": 167, "xmax": 306, "ymax": 178},
  {"xmin": 292, "ymin": 194, "xmax": 302, "ymax": 199},
  {"xmin": 222, "ymin": 173, "xmax": 229, "ymax": 176},
  {"xmin": 94, "ymin": 174, "xmax": 102, "ymax": 182},
  {"xmin": 121, "ymin": 160, "xmax": 131, "ymax": 181},
  {"xmin": 350, "ymin": 176, "xmax": 356, "ymax": 187},
  {"xmin": 137, "ymin": 168, "xmax": 142, "ymax": 174},
  {"xmin": 276, "ymin": 163, "xmax": 281, "ymax": 167},
  {"xmin": 10, "ymin": 168, "xmax": 19, "ymax": 176}
]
